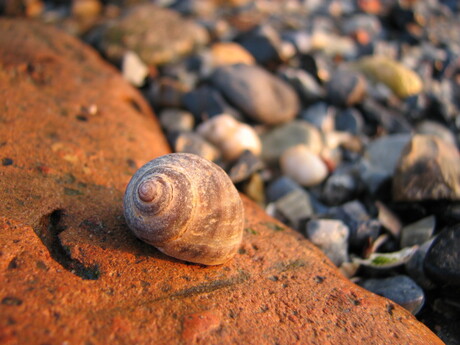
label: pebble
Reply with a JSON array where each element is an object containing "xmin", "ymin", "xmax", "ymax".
[
  {"xmin": 415, "ymin": 120, "xmax": 457, "ymax": 147},
  {"xmin": 400, "ymin": 216, "xmax": 436, "ymax": 248},
  {"xmin": 159, "ymin": 109, "xmax": 195, "ymax": 133},
  {"xmin": 322, "ymin": 165, "xmax": 360, "ymax": 206},
  {"xmin": 326, "ymin": 69, "xmax": 367, "ymax": 107},
  {"xmin": 182, "ymin": 86, "xmax": 241, "ymax": 121},
  {"xmin": 327, "ymin": 200, "xmax": 380, "ymax": 248},
  {"xmin": 275, "ymin": 189, "xmax": 314, "ymax": 230},
  {"xmin": 266, "ymin": 176, "xmax": 302, "ymax": 203},
  {"xmin": 209, "ymin": 42, "xmax": 255, "ymax": 67},
  {"xmin": 305, "ymin": 219, "xmax": 349, "ymax": 266},
  {"xmin": 425, "ymin": 225, "xmax": 460, "ymax": 287},
  {"xmin": 359, "ymin": 275, "xmax": 425, "ymax": 315},
  {"xmin": 406, "ymin": 239, "xmax": 437, "ymax": 290},
  {"xmin": 280, "ymin": 145, "xmax": 328, "ymax": 187},
  {"xmin": 393, "ymin": 134, "xmax": 460, "ymax": 201},
  {"xmin": 211, "ymin": 64, "xmax": 300, "ymax": 125},
  {"xmin": 149, "ymin": 77, "xmax": 188, "ymax": 108},
  {"xmin": 236, "ymin": 24, "xmax": 282, "ymax": 65},
  {"xmin": 299, "ymin": 102, "xmax": 334, "ymax": 132},
  {"xmin": 170, "ymin": 132, "xmax": 220, "ymax": 162},
  {"xmin": 364, "ymin": 133, "xmax": 412, "ymax": 177},
  {"xmin": 334, "ymin": 108, "xmax": 364, "ymax": 135},
  {"xmin": 100, "ymin": 4, "xmax": 209, "ymax": 66},
  {"xmin": 196, "ymin": 114, "xmax": 261, "ymax": 161},
  {"xmin": 261, "ymin": 120, "xmax": 323, "ymax": 164},
  {"xmin": 278, "ymin": 67, "xmax": 324, "ymax": 105},
  {"xmin": 227, "ymin": 150, "xmax": 264, "ymax": 184},
  {"xmin": 355, "ymin": 56, "xmax": 423, "ymax": 98},
  {"xmin": 121, "ymin": 51, "xmax": 149, "ymax": 87}
]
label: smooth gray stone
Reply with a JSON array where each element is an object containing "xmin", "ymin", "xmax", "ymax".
[
  {"xmin": 400, "ymin": 215, "xmax": 436, "ymax": 248},
  {"xmin": 359, "ymin": 275, "xmax": 425, "ymax": 315},
  {"xmin": 305, "ymin": 219, "xmax": 349, "ymax": 266},
  {"xmin": 159, "ymin": 108, "xmax": 195, "ymax": 133},
  {"xmin": 279, "ymin": 67, "xmax": 324, "ymax": 105}
]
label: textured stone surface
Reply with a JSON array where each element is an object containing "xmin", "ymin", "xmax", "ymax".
[{"xmin": 0, "ymin": 19, "xmax": 444, "ymax": 345}]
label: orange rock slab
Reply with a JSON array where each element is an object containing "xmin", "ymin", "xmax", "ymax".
[{"xmin": 0, "ymin": 19, "xmax": 444, "ymax": 345}]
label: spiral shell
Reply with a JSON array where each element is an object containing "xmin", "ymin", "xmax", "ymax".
[{"xmin": 123, "ymin": 153, "xmax": 244, "ymax": 265}]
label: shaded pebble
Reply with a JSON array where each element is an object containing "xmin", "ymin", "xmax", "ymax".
[
  {"xmin": 326, "ymin": 69, "xmax": 367, "ymax": 107},
  {"xmin": 211, "ymin": 64, "xmax": 300, "ymax": 125},
  {"xmin": 266, "ymin": 176, "xmax": 303, "ymax": 203},
  {"xmin": 121, "ymin": 51, "xmax": 149, "ymax": 87},
  {"xmin": 327, "ymin": 200, "xmax": 380, "ymax": 248},
  {"xmin": 406, "ymin": 238, "xmax": 437, "ymax": 290},
  {"xmin": 274, "ymin": 189, "xmax": 314, "ymax": 230},
  {"xmin": 342, "ymin": 13, "xmax": 382, "ymax": 41},
  {"xmin": 322, "ymin": 164, "xmax": 360, "ymax": 206},
  {"xmin": 355, "ymin": 56, "xmax": 423, "ymax": 98},
  {"xmin": 100, "ymin": 4, "xmax": 208, "ymax": 66},
  {"xmin": 358, "ymin": 275, "xmax": 425, "ymax": 315},
  {"xmin": 393, "ymin": 134, "xmax": 460, "ymax": 201},
  {"xmin": 425, "ymin": 225, "xmax": 460, "ymax": 287},
  {"xmin": 236, "ymin": 24, "xmax": 282, "ymax": 66},
  {"xmin": 334, "ymin": 108, "xmax": 364, "ymax": 135},
  {"xmin": 281, "ymin": 30, "xmax": 311, "ymax": 54},
  {"xmin": 159, "ymin": 109, "xmax": 195, "ymax": 133},
  {"xmin": 400, "ymin": 216, "xmax": 436, "ymax": 248},
  {"xmin": 305, "ymin": 219, "xmax": 349, "ymax": 266},
  {"xmin": 278, "ymin": 67, "xmax": 324, "ymax": 105},
  {"xmin": 227, "ymin": 150, "xmax": 264, "ymax": 184},
  {"xmin": 299, "ymin": 102, "xmax": 335, "ymax": 132},
  {"xmin": 149, "ymin": 77, "xmax": 188, "ymax": 108},
  {"xmin": 196, "ymin": 114, "xmax": 261, "ymax": 161},
  {"xmin": 261, "ymin": 120, "xmax": 323, "ymax": 164},
  {"xmin": 182, "ymin": 86, "xmax": 241, "ymax": 122},
  {"xmin": 170, "ymin": 132, "xmax": 220, "ymax": 162},
  {"xmin": 280, "ymin": 145, "xmax": 328, "ymax": 187}
]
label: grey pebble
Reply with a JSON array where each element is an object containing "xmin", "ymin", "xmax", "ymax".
[
  {"xmin": 359, "ymin": 275, "xmax": 425, "ymax": 315},
  {"xmin": 305, "ymin": 219, "xmax": 349, "ymax": 266},
  {"xmin": 400, "ymin": 215, "xmax": 436, "ymax": 248}
]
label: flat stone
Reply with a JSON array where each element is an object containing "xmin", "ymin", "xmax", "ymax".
[
  {"xmin": 0, "ymin": 19, "xmax": 444, "ymax": 345},
  {"xmin": 393, "ymin": 135, "xmax": 460, "ymax": 201},
  {"xmin": 425, "ymin": 225, "xmax": 460, "ymax": 287},
  {"xmin": 211, "ymin": 64, "xmax": 300, "ymax": 125},
  {"xmin": 100, "ymin": 4, "xmax": 208, "ymax": 66}
]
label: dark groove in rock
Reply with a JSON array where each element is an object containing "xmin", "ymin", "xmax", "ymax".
[{"xmin": 34, "ymin": 209, "xmax": 100, "ymax": 280}]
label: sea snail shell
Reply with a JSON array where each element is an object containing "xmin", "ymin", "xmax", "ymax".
[{"xmin": 123, "ymin": 153, "xmax": 244, "ymax": 265}]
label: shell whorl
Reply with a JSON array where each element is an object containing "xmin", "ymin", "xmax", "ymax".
[{"xmin": 123, "ymin": 153, "xmax": 244, "ymax": 265}]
